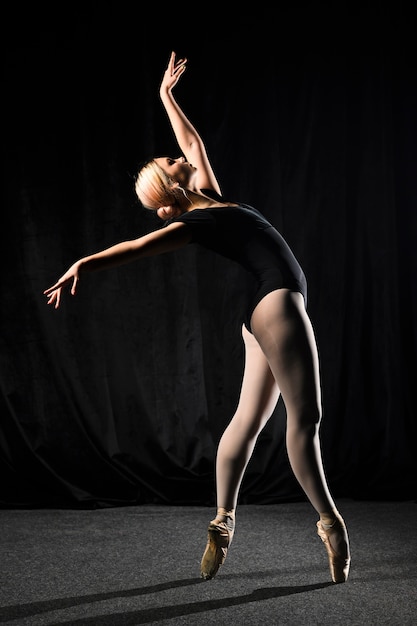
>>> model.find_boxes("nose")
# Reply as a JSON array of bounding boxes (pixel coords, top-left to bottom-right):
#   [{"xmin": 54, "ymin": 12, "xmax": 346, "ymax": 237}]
[{"xmin": 178, "ymin": 156, "xmax": 186, "ymax": 163}]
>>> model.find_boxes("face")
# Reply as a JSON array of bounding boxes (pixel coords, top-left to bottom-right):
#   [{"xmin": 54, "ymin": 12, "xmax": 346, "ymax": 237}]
[{"xmin": 155, "ymin": 156, "xmax": 196, "ymax": 187}]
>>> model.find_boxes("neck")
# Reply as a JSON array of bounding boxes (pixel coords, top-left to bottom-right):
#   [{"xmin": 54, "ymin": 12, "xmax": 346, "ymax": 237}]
[{"xmin": 181, "ymin": 189, "xmax": 227, "ymax": 212}]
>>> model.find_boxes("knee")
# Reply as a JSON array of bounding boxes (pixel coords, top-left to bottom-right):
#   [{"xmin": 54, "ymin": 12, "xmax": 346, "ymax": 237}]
[
  {"xmin": 224, "ymin": 411, "xmax": 267, "ymax": 442},
  {"xmin": 287, "ymin": 405, "xmax": 322, "ymax": 432}
]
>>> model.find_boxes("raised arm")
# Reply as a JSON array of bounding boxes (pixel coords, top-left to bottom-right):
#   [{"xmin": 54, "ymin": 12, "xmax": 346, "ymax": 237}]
[
  {"xmin": 43, "ymin": 222, "xmax": 191, "ymax": 309},
  {"xmin": 160, "ymin": 51, "xmax": 221, "ymax": 196}
]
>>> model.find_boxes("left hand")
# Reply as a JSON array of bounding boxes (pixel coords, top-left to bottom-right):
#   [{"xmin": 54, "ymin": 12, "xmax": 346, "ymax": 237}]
[{"xmin": 160, "ymin": 51, "xmax": 187, "ymax": 95}]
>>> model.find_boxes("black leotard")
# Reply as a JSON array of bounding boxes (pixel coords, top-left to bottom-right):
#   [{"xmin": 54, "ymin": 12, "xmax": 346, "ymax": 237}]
[{"xmin": 172, "ymin": 202, "xmax": 307, "ymax": 332}]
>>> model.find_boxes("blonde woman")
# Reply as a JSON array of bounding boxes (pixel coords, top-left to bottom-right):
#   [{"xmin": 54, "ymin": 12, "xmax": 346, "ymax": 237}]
[{"xmin": 45, "ymin": 51, "xmax": 350, "ymax": 583}]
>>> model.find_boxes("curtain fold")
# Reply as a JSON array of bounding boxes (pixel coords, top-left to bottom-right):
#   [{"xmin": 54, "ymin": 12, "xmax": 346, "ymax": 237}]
[{"xmin": 2, "ymin": 11, "xmax": 416, "ymax": 507}]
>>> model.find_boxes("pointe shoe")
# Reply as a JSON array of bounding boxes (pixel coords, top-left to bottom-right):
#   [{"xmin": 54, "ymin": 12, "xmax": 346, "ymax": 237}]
[
  {"xmin": 200, "ymin": 510, "xmax": 235, "ymax": 580},
  {"xmin": 317, "ymin": 514, "xmax": 351, "ymax": 583}
]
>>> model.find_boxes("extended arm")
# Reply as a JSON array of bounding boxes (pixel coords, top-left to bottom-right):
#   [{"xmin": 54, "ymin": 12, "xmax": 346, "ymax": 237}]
[
  {"xmin": 43, "ymin": 222, "xmax": 191, "ymax": 309},
  {"xmin": 160, "ymin": 51, "xmax": 221, "ymax": 196}
]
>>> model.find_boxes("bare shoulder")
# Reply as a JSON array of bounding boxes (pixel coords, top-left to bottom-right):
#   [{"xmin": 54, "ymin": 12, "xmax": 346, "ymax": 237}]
[
  {"xmin": 138, "ymin": 221, "xmax": 192, "ymax": 256},
  {"xmin": 162, "ymin": 221, "xmax": 192, "ymax": 241}
]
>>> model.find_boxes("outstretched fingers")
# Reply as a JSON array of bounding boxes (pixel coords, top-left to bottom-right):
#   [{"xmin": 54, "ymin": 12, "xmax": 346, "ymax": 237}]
[
  {"xmin": 165, "ymin": 51, "xmax": 187, "ymax": 81},
  {"xmin": 46, "ymin": 288, "xmax": 62, "ymax": 309},
  {"xmin": 43, "ymin": 275, "xmax": 79, "ymax": 309}
]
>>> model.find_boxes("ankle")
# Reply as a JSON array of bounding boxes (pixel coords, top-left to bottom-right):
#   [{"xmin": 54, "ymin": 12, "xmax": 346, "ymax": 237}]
[
  {"xmin": 319, "ymin": 512, "xmax": 335, "ymax": 526},
  {"xmin": 216, "ymin": 507, "xmax": 235, "ymax": 520},
  {"xmin": 212, "ymin": 508, "xmax": 235, "ymax": 532},
  {"xmin": 319, "ymin": 509, "xmax": 344, "ymax": 529}
]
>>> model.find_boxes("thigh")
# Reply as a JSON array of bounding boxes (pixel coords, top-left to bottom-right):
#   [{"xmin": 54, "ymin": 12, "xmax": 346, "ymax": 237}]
[
  {"xmin": 250, "ymin": 289, "xmax": 322, "ymax": 417},
  {"xmin": 234, "ymin": 325, "xmax": 281, "ymax": 428}
]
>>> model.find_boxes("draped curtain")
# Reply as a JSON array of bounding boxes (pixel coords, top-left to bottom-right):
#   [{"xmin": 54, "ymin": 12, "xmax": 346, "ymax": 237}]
[{"xmin": 2, "ymin": 5, "xmax": 416, "ymax": 507}]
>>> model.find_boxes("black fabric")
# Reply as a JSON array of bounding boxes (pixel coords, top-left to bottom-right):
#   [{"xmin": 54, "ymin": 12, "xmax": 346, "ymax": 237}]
[
  {"xmin": 172, "ymin": 204, "xmax": 307, "ymax": 330},
  {"xmin": 1, "ymin": 7, "xmax": 416, "ymax": 507}
]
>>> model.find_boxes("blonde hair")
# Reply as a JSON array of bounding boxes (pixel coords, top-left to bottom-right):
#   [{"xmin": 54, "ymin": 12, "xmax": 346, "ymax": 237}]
[{"xmin": 135, "ymin": 160, "xmax": 179, "ymax": 211}]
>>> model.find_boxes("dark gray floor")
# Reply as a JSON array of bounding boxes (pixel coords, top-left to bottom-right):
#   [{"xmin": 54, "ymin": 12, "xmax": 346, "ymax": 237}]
[{"xmin": 1, "ymin": 499, "xmax": 416, "ymax": 625}]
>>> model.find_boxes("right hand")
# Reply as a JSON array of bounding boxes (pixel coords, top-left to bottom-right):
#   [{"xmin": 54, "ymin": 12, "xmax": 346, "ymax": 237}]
[
  {"xmin": 43, "ymin": 261, "xmax": 81, "ymax": 309},
  {"xmin": 160, "ymin": 51, "xmax": 187, "ymax": 95}
]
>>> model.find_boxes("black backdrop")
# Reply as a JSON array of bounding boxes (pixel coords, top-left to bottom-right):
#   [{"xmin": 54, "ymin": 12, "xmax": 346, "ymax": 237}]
[{"xmin": 2, "ymin": 4, "xmax": 416, "ymax": 508}]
